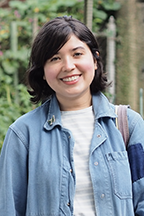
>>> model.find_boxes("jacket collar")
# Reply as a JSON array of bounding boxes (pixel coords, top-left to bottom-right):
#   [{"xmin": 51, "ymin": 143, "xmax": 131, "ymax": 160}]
[
  {"xmin": 44, "ymin": 92, "xmax": 117, "ymax": 131},
  {"xmin": 92, "ymin": 91, "xmax": 116, "ymax": 119}
]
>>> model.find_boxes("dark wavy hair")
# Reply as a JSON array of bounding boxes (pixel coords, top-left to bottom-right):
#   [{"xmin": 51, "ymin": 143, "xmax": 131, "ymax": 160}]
[{"xmin": 26, "ymin": 16, "xmax": 108, "ymax": 103}]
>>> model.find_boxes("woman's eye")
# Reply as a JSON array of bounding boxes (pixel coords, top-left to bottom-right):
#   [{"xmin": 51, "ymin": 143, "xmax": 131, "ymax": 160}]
[
  {"xmin": 50, "ymin": 56, "xmax": 60, "ymax": 62},
  {"xmin": 74, "ymin": 52, "xmax": 82, "ymax": 57}
]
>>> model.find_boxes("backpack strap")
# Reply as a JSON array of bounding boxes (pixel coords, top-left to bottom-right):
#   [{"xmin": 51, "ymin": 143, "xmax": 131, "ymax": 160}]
[{"xmin": 115, "ymin": 105, "xmax": 130, "ymax": 149}]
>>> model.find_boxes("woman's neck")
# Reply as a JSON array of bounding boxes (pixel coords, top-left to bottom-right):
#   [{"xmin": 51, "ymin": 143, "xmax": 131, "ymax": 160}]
[{"xmin": 56, "ymin": 92, "xmax": 92, "ymax": 111}]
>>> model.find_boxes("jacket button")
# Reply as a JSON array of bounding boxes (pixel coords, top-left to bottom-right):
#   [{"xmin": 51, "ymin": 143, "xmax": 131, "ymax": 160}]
[
  {"xmin": 101, "ymin": 194, "xmax": 105, "ymax": 199},
  {"xmin": 97, "ymin": 134, "xmax": 101, "ymax": 138},
  {"xmin": 70, "ymin": 169, "xmax": 73, "ymax": 173},
  {"xmin": 94, "ymin": 162, "xmax": 98, "ymax": 166},
  {"xmin": 67, "ymin": 202, "xmax": 70, "ymax": 206}
]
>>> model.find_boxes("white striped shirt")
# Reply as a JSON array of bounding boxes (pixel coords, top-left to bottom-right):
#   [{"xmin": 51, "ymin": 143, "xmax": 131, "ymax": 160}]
[{"xmin": 61, "ymin": 106, "xmax": 96, "ymax": 216}]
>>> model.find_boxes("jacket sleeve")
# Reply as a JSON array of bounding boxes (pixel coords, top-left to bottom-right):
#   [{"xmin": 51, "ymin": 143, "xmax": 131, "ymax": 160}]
[
  {"xmin": 127, "ymin": 109, "xmax": 144, "ymax": 216},
  {"xmin": 0, "ymin": 127, "xmax": 28, "ymax": 216}
]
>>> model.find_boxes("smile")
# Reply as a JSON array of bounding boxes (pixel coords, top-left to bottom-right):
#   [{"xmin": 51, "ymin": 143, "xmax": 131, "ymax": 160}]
[{"xmin": 62, "ymin": 75, "xmax": 80, "ymax": 82}]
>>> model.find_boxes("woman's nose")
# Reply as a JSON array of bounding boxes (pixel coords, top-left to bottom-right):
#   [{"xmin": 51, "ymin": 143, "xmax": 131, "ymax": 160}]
[{"xmin": 62, "ymin": 57, "xmax": 75, "ymax": 72}]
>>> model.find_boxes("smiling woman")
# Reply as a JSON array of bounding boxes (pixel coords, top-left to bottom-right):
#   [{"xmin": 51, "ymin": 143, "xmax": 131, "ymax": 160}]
[
  {"xmin": 0, "ymin": 16, "xmax": 144, "ymax": 216},
  {"xmin": 27, "ymin": 16, "xmax": 108, "ymax": 104},
  {"xmin": 43, "ymin": 34, "xmax": 97, "ymax": 110}
]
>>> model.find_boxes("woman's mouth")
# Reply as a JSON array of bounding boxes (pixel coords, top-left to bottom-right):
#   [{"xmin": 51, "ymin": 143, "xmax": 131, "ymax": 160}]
[{"xmin": 61, "ymin": 75, "xmax": 80, "ymax": 82}]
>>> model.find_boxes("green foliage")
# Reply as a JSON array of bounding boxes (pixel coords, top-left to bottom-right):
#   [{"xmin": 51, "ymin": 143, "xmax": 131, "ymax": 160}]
[
  {"xmin": 93, "ymin": 0, "xmax": 121, "ymax": 31},
  {"xmin": 0, "ymin": 85, "xmax": 34, "ymax": 150},
  {"xmin": 0, "ymin": 0, "xmax": 120, "ymax": 151}
]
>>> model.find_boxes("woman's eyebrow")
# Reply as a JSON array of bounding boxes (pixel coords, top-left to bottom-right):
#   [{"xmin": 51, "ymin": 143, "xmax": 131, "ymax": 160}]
[
  {"xmin": 72, "ymin": 46, "xmax": 85, "ymax": 51},
  {"xmin": 56, "ymin": 46, "xmax": 85, "ymax": 54}
]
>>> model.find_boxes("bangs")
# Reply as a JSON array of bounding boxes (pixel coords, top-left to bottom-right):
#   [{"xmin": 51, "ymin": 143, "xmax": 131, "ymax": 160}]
[{"xmin": 43, "ymin": 23, "xmax": 73, "ymax": 64}]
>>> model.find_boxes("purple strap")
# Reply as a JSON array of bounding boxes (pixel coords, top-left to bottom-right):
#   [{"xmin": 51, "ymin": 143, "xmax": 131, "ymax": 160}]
[{"xmin": 116, "ymin": 105, "xmax": 130, "ymax": 148}]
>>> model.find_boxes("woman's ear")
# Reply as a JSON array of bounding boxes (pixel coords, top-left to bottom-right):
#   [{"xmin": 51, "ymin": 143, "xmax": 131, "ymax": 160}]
[
  {"xmin": 94, "ymin": 59, "xmax": 97, "ymax": 70},
  {"xmin": 94, "ymin": 51, "xmax": 99, "ymax": 70},
  {"xmin": 96, "ymin": 51, "xmax": 99, "ymax": 57},
  {"xmin": 43, "ymin": 74, "xmax": 46, "ymax": 80}
]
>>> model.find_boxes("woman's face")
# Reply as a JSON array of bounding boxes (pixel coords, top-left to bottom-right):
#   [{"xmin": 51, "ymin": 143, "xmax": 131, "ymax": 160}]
[{"xmin": 44, "ymin": 34, "xmax": 97, "ymax": 109}]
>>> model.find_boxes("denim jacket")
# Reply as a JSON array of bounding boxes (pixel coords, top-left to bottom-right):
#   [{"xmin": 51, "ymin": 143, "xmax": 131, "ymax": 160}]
[{"xmin": 0, "ymin": 92, "xmax": 144, "ymax": 216}]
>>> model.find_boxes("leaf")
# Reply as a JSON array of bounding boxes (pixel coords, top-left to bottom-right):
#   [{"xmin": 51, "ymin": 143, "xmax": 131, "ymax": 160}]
[
  {"xmin": 3, "ymin": 75, "xmax": 13, "ymax": 84},
  {"xmin": 0, "ymin": 8, "xmax": 11, "ymax": 18},
  {"xmin": 2, "ymin": 60, "xmax": 19, "ymax": 74},
  {"xmin": 9, "ymin": 1, "xmax": 29, "ymax": 10},
  {"xmin": 102, "ymin": 2, "xmax": 121, "ymax": 11},
  {"xmin": 93, "ymin": 9, "xmax": 107, "ymax": 20}
]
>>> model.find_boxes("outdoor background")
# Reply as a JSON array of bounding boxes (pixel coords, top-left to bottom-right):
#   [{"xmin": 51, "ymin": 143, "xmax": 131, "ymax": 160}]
[{"xmin": 0, "ymin": 0, "xmax": 144, "ymax": 150}]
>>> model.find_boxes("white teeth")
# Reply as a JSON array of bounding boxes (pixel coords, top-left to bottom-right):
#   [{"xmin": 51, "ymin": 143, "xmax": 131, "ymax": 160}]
[{"xmin": 62, "ymin": 76, "xmax": 79, "ymax": 82}]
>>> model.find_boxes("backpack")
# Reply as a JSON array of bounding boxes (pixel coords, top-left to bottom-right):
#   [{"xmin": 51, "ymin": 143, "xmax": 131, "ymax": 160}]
[{"xmin": 115, "ymin": 105, "xmax": 130, "ymax": 149}]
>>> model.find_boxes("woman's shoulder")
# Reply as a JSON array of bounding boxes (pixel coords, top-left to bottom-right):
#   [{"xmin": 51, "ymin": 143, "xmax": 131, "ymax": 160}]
[
  {"xmin": 126, "ymin": 106, "xmax": 143, "ymax": 125},
  {"xmin": 2, "ymin": 98, "xmax": 52, "ymax": 151},
  {"xmin": 126, "ymin": 106, "xmax": 144, "ymax": 136},
  {"xmin": 110, "ymin": 103, "xmax": 143, "ymax": 133},
  {"xmin": 110, "ymin": 103, "xmax": 142, "ymax": 121}
]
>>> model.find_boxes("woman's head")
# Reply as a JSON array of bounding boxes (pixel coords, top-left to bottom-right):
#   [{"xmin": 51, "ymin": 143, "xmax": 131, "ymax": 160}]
[{"xmin": 27, "ymin": 16, "xmax": 108, "ymax": 103}]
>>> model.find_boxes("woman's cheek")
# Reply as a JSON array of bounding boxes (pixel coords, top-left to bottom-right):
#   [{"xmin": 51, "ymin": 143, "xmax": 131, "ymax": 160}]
[{"xmin": 44, "ymin": 67, "xmax": 57, "ymax": 82}]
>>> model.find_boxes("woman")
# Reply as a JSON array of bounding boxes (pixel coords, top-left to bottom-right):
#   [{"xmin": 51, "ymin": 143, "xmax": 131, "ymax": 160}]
[{"xmin": 0, "ymin": 16, "xmax": 144, "ymax": 216}]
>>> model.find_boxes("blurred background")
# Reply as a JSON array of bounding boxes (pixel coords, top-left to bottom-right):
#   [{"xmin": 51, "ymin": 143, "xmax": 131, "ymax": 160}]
[{"xmin": 0, "ymin": 0, "xmax": 144, "ymax": 148}]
